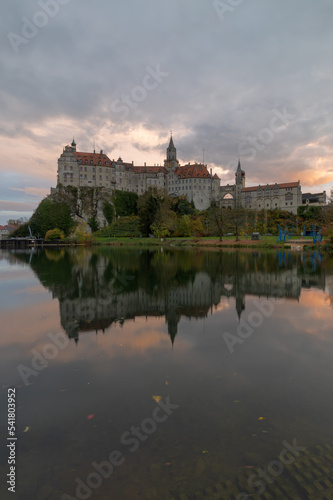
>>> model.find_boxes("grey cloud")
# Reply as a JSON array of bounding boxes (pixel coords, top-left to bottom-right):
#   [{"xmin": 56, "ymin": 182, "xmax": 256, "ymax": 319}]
[{"xmin": 1, "ymin": 0, "xmax": 333, "ymax": 191}]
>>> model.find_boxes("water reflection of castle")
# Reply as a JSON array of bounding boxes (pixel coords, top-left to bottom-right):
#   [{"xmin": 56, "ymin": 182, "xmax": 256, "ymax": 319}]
[
  {"xmin": 55, "ymin": 251, "xmax": 326, "ymax": 344},
  {"xmin": 6, "ymin": 248, "xmax": 328, "ymax": 344}
]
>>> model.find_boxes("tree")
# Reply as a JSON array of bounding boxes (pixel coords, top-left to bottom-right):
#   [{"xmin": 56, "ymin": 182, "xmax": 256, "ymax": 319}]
[
  {"xmin": 12, "ymin": 199, "xmax": 74, "ymax": 238},
  {"xmin": 113, "ymin": 190, "xmax": 138, "ymax": 217},
  {"xmin": 88, "ymin": 216, "xmax": 99, "ymax": 232},
  {"xmin": 208, "ymin": 206, "xmax": 228, "ymax": 241},
  {"xmin": 103, "ymin": 202, "xmax": 114, "ymax": 225},
  {"xmin": 151, "ymin": 197, "xmax": 177, "ymax": 237},
  {"xmin": 172, "ymin": 197, "xmax": 195, "ymax": 216},
  {"xmin": 225, "ymin": 208, "xmax": 249, "ymax": 241},
  {"xmin": 6, "ymin": 217, "xmax": 27, "ymax": 227},
  {"xmin": 137, "ymin": 187, "xmax": 167, "ymax": 236},
  {"xmin": 45, "ymin": 228, "xmax": 65, "ymax": 241},
  {"xmin": 177, "ymin": 215, "xmax": 192, "ymax": 236}
]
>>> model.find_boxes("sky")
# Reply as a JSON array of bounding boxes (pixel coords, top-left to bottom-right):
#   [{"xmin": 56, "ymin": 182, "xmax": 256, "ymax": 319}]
[{"xmin": 1, "ymin": 0, "xmax": 333, "ymax": 224}]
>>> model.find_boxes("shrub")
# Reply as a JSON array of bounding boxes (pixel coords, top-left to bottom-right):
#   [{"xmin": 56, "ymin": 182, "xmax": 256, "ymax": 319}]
[{"xmin": 45, "ymin": 228, "xmax": 65, "ymax": 241}]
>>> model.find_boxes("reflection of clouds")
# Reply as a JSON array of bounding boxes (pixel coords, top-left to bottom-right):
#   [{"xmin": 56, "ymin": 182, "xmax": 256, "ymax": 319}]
[
  {"xmin": 213, "ymin": 298, "xmax": 231, "ymax": 312},
  {"xmin": 78, "ymin": 317, "xmax": 190, "ymax": 362},
  {"xmin": 265, "ymin": 289, "xmax": 333, "ymax": 344},
  {"xmin": 13, "ymin": 285, "xmax": 45, "ymax": 295}
]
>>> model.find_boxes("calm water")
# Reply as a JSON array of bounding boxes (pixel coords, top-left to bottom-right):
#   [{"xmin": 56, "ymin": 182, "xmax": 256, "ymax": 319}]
[{"xmin": 0, "ymin": 247, "xmax": 333, "ymax": 500}]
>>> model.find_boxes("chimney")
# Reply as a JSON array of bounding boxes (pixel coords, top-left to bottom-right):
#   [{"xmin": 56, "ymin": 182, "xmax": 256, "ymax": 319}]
[
  {"xmin": 100, "ymin": 150, "xmax": 103, "ymax": 155},
  {"xmin": 144, "ymin": 162, "xmax": 146, "ymax": 166}
]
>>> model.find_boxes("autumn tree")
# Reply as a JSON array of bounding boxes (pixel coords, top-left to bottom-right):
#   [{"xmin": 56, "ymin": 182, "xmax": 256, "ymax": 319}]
[
  {"xmin": 225, "ymin": 208, "xmax": 249, "ymax": 241},
  {"xmin": 137, "ymin": 187, "xmax": 167, "ymax": 236}
]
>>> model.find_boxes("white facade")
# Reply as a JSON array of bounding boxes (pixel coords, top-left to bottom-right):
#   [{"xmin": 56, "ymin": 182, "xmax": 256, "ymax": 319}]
[{"xmin": 57, "ymin": 137, "xmax": 220, "ymax": 210}]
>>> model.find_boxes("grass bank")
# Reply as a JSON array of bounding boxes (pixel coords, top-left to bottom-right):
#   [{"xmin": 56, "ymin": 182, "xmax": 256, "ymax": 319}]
[{"xmin": 95, "ymin": 235, "xmax": 325, "ymax": 250}]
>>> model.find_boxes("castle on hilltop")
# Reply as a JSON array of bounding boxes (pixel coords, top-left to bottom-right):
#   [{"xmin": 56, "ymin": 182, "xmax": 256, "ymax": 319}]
[{"xmin": 56, "ymin": 137, "xmax": 326, "ymax": 214}]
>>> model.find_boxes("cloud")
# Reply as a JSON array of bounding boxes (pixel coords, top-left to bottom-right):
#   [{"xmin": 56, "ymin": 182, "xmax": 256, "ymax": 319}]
[{"xmin": 0, "ymin": 0, "xmax": 333, "ymax": 212}]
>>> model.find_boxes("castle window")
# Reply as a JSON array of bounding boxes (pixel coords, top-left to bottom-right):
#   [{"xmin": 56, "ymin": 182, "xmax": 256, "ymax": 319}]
[
  {"xmin": 70, "ymin": 166, "xmax": 73, "ymax": 171},
  {"xmin": 93, "ymin": 175, "xmax": 95, "ymax": 180},
  {"xmin": 93, "ymin": 167, "xmax": 95, "ymax": 172},
  {"xmin": 99, "ymin": 175, "xmax": 102, "ymax": 180},
  {"xmin": 84, "ymin": 175, "xmax": 87, "ymax": 179},
  {"xmin": 90, "ymin": 160, "xmax": 93, "ymax": 164},
  {"xmin": 80, "ymin": 166, "xmax": 82, "ymax": 171},
  {"xmin": 99, "ymin": 168, "xmax": 102, "ymax": 172},
  {"xmin": 64, "ymin": 165, "xmax": 67, "ymax": 170},
  {"xmin": 84, "ymin": 167, "xmax": 87, "ymax": 172},
  {"xmin": 85, "ymin": 160, "xmax": 88, "ymax": 163}
]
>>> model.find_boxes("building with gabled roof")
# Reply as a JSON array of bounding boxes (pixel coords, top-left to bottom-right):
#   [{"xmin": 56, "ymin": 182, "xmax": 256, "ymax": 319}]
[
  {"xmin": 57, "ymin": 136, "xmax": 220, "ymax": 210},
  {"xmin": 56, "ymin": 136, "xmax": 325, "ymax": 213}
]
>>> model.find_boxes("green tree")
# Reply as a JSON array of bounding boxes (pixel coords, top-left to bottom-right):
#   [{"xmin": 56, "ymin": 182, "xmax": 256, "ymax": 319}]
[
  {"xmin": 177, "ymin": 215, "xmax": 192, "ymax": 236},
  {"xmin": 137, "ymin": 187, "xmax": 166, "ymax": 236},
  {"xmin": 12, "ymin": 199, "xmax": 74, "ymax": 238},
  {"xmin": 151, "ymin": 197, "xmax": 177, "ymax": 237},
  {"xmin": 225, "ymin": 208, "xmax": 249, "ymax": 241},
  {"xmin": 113, "ymin": 190, "xmax": 138, "ymax": 217},
  {"xmin": 103, "ymin": 202, "xmax": 114, "ymax": 225},
  {"xmin": 88, "ymin": 216, "xmax": 99, "ymax": 232}
]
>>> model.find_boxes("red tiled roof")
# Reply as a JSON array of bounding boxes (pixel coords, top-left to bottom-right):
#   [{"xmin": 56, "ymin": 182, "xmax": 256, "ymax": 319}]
[
  {"xmin": 176, "ymin": 164, "xmax": 212, "ymax": 179},
  {"xmin": 242, "ymin": 181, "xmax": 299, "ymax": 192},
  {"xmin": 74, "ymin": 152, "xmax": 112, "ymax": 166}
]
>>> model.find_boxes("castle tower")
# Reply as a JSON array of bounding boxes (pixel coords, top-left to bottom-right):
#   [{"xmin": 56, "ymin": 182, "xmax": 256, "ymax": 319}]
[
  {"xmin": 235, "ymin": 160, "xmax": 245, "ymax": 207},
  {"xmin": 164, "ymin": 135, "xmax": 179, "ymax": 171}
]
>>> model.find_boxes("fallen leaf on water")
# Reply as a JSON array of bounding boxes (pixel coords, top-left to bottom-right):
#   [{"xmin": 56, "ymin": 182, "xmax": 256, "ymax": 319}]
[
  {"xmin": 202, "ymin": 450, "xmax": 208, "ymax": 454},
  {"xmin": 258, "ymin": 417, "xmax": 266, "ymax": 421},
  {"xmin": 165, "ymin": 381, "xmax": 169, "ymax": 386},
  {"xmin": 233, "ymin": 400, "xmax": 240, "ymax": 403},
  {"xmin": 152, "ymin": 395, "xmax": 162, "ymax": 403},
  {"xmin": 244, "ymin": 466, "xmax": 254, "ymax": 469},
  {"xmin": 87, "ymin": 414, "xmax": 95, "ymax": 420},
  {"xmin": 165, "ymin": 462, "xmax": 172, "ymax": 466},
  {"xmin": 23, "ymin": 426, "xmax": 31, "ymax": 433}
]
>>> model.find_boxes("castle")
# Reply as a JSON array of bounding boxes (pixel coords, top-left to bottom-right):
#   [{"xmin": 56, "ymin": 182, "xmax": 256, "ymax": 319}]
[{"xmin": 57, "ymin": 136, "xmax": 326, "ymax": 214}]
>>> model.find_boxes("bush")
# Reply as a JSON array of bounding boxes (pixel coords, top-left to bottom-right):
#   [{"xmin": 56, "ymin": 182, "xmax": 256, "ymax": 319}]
[
  {"xmin": 96, "ymin": 216, "xmax": 141, "ymax": 237},
  {"xmin": 45, "ymin": 228, "xmax": 65, "ymax": 241},
  {"xmin": 88, "ymin": 216, "xmax": 99, "ymax": 232},
  {"xmin": 103, "ymin": 202, "xmax": 114, "ymax": 225},
  {"xmin": 68, "ymin": 223, "xmax": 92, "ymax": 243}
]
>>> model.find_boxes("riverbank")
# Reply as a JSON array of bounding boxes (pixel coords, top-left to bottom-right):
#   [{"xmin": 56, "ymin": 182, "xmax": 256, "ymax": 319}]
[{"xmin": 94, "ymin": 236, "xmax": 326, "ymax": 250}]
